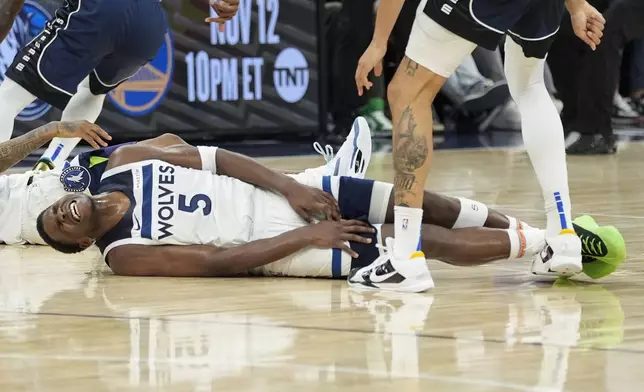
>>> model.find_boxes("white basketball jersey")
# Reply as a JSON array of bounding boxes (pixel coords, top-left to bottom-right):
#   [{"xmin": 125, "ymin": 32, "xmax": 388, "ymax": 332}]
[
  {"xmin": 0, "ymin": 172, "xmax": 30, "ymax": 244},
  {"xmin": 97, "ymin": 160, "xmax": 258, "ymax": 257},
  {"xmin": 0, "ymin": 171, "xmax": 71, "ymax": 244}
]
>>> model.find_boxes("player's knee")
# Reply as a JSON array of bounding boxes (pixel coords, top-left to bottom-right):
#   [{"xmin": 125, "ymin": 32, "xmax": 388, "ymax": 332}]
[
  {"xmin": 386, "ymin": 76, "xmax": 405, "ymax": 108},
  {"xmin": 156, "ymin": 133, "xmax": 185, "ymax": 147}
]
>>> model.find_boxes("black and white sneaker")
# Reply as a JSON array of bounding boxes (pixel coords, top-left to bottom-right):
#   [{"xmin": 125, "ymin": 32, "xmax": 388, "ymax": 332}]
[{"xmin": 348, "ymin": 238, "xmax": 434, "ymax": 293}]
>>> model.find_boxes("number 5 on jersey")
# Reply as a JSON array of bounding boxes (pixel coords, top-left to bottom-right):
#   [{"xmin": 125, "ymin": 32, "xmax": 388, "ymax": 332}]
[{"xmin": 178, "ymin": 194, "xmax": 212, "ymax": 215}]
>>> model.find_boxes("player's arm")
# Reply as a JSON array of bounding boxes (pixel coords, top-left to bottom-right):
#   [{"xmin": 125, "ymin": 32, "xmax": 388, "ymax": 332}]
[
  {"xmin": 108, "ymin": 144, "xmax": 340, "ymax": 221},
  {"xmin": 355, "ymin": 0, "xmax": 405, "ymax": 94},
  {"xmin": 106, "ymin": 220, "xmax": 374, "ymax": 277},
  {"xmin": 0, "ymin": 121, "xmax": 110, "ymax": 173},
  {"xmin": 372, "ymin": 0, "xmax": 405, "ymax": 46},
  {"xmin": 0, "ymin": 0, "xmax": 24, "ymax": 42}
]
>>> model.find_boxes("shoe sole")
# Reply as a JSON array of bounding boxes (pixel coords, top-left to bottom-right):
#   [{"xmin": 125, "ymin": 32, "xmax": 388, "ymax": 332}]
[
  {"xmin": 460, "ymin": 83, "xmax": 510, "ymax": 113},
  {"xmin": 352, "ymin": 117, "xmax": 372, "ymax": 179},
  {"xmin": 348, "ymin": 278, "xmax": 434, "ymax": 293},
  {"xmin": 549, "ymin": 254, "xmax": 583, "ymax": 277}
]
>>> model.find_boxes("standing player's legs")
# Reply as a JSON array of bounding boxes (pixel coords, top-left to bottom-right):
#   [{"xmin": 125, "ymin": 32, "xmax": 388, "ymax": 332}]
[
  {"xmin": 504, "ymin": 1, "xmax": 581, "ymax": 275},
  {"xmin": 387, "ymin": 13, "xmax": 475, "ymax": 265},
  {"xmin": 39, "ymin": 0, "xmax": 167, "ymax": 168},
  {"xmin": 0, "ymin": 78, "xmax": 37, "ymax": 142},
  {"xmin": 40, "ymin": 76, "xmax": 107, "ymax": 167},
  {"xmin": 3, "ymin": 0, "xmax": 115, "ymax": 168}
]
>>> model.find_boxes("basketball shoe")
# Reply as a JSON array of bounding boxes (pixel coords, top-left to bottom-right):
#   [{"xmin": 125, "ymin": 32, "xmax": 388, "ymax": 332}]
[
  {"xmin": 531, "ymin": 216, "xmax": 625, "ymax": 277},
  {"xmin": 348, "ymin": 238, "xmax": 434, "ymax": 293},
  {"xmin": 32, "ymin": 157, "xmax": 55, "ymax": 172},
  {"xmin": 313, "ymin": 116, "xmax": 371, "ymax": 179}
]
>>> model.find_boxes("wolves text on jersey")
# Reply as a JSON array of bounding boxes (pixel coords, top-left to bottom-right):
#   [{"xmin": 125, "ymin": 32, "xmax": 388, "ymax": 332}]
[{"xmin": 154, "ymin": 165, "xmax": 213, "ymax": 240}]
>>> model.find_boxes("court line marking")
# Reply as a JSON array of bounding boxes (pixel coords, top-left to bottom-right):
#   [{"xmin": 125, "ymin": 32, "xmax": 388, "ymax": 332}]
[
  {"xmin": 0, "ymin": 352, "xmax": 558, "ymax": 391},
  {"xmin": 1, "ymin": 309, "xmax": 642, "ymax": 356}
]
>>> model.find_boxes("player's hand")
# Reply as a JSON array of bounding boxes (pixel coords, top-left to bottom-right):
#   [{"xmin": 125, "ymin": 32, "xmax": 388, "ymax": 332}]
[
  {"xmin": 54, "ymin": 121, "xmax": 112, "ymax": 149},
  {"xmin": 569, "ymin": 1, "xmax": 605, "ymax": 50},
  {"xmin": 205, "ymin": 0, "xmax": 240, "ymax": 32},
  {"xmin": 283, "ymin": 182, "xmax": 341, "ymax": 223},
  {"xmin": 306, "ymin": 220, "xmax": 375, "ymax": 258},
  {"xmin": 355, "ymin": 41, "xmax": 387, "ymax": 97}
]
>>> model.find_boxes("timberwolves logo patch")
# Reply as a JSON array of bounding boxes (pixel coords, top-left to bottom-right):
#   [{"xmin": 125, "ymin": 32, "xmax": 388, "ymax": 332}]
[
  {"xmin": 0, "ymin": 1, "xmax": 53, "ymax": 121},
  {"xmin": 107, "ymin": 31, "xmax": 174, "ymax": 116},
  {"xmin": 273, "ymin": 48, "xmax": 309, "ymax": 103},
  {"xmin": 60, "ymin": 166, "xmax": 91, "ymax": 193}
]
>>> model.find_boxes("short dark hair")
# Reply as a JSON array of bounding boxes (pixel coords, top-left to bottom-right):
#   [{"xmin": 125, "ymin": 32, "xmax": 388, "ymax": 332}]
[{"xmin": 36, "ymin": 209, "xmax": 85, "ymax": 254}]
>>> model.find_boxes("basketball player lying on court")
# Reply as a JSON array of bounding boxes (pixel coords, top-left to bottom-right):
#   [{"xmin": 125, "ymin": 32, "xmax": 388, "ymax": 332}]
[
  {"xmin": 0, "ymin": 118, "xmax": 355, "ymax": 245},
  {"xmin": 35, "ymin": 120, "xmax": 625, "ymax": 292}
]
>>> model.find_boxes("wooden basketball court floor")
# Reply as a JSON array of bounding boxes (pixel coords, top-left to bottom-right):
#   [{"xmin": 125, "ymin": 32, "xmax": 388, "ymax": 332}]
[{"xmin": 2, "ymin": 143, "xmax": 644, "ymax": 392}]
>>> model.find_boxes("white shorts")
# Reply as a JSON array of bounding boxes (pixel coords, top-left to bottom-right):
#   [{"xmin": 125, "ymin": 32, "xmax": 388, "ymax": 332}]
[
  {"xmin": 249, "ymin": 171, "xmax": 391, "ymax": 278},
  {"xmin": 405, "ymin": 0, "xmax": 476, "ymax": 78}
]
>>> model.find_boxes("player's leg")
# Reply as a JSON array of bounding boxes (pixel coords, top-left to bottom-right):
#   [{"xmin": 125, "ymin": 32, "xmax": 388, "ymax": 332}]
[
  {"xmin": 379, "ymin": 224, "xmax": 542, "ymax": 266},
  {"xmin": 39, "ymin": 76, "xmax": 108, "ymax": 167},
  {"xmin": 0, "ymin": 78, "xmax": 37, "ymax": 141},
  {"xmin": 504, "ymin": 3, "xmax": 581, "ymax": 276},
  {"xmin": 39, "ymin": 0, "xmax": 167, "ymax": 168},
  {"xmin": 387, "ymin": 24, "xmax": 475, "ymax": 262},
  {"xmin": 5, "ymin": 0, "xmax": 116, "ymax": 169}
]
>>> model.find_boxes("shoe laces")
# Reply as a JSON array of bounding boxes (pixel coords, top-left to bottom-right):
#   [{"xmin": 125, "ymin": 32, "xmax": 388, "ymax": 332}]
[
  {"xmin": 313, "ymin": 142, "xmax": 335, "ymax": 164},
  {"xmin": 578, "ymin": 231, "xmax": 606, "ymax": 258}
]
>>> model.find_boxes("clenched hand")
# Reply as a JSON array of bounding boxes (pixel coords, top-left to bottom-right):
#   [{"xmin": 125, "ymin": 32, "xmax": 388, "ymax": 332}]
[{"xmin": 569, "ymin": 2, "xmax": 605, "ymax": 50}]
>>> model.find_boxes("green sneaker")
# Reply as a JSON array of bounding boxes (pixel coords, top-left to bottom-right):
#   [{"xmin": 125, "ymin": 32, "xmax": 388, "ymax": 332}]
[
  {"xmin": 572, "ymin": 215, "xmax": 626, "ymax": 279},
  {"xmin": 32, "ymin": 157, "xmax": 55, "ymax": 172},
  {"xmin": 359, "ymin": 98, "xmax": 392, "ymax": 136}
]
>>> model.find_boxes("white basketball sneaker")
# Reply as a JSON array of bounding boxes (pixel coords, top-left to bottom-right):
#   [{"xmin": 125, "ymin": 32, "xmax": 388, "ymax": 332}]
[
  {"xmin": 313, "ymin": 116, "xmax": 372, "ymax": 179},
  {"xmin": 348, "ymin": 238, "xmax": 434, "ymax": 293},
  {"xmin": 531, "ymin": 231, "xmax": 582, "ymax": 277}
]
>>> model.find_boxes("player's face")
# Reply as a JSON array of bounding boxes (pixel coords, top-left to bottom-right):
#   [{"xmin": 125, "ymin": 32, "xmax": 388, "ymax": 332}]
[{"xmin": 41, "ymin": 194, "xmax": 97, "ymax": 245}]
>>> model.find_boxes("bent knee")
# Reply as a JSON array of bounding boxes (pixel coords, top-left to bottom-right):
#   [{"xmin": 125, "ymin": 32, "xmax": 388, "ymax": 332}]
[{"xmin": 154, "ymin": 133, "xmax": 186, "ymax": 148}]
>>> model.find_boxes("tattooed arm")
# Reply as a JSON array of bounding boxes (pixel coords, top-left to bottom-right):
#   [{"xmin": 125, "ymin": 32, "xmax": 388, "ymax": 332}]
[
  {"xmin": 0, "ymin": 0, "xmax": 24, "ymax": 41},
  {"xmin": 0, "ymin": 121, "xmax": 111, "ymax": 173}
]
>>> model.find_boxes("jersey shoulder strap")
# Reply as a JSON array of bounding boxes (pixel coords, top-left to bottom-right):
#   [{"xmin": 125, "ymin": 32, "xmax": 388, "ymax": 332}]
[{"xmin": 95, "ymin": 160, "xmax": 165, "ymax": 263}]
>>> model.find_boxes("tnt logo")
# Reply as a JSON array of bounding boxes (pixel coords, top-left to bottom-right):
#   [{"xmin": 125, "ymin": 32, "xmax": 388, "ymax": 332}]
[{"xmin": 273, "ymin": 48, "xmax": 309, "ymax": 103}]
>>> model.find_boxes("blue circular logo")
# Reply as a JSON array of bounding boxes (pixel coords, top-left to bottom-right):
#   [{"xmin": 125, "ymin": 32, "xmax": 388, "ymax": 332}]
[
  {"xmin": 60, "ymin": 166, "xmax": 91, "ymax": 193},
  {"xmin": 0, "ymin": 1, "xmax": 53, "ymax": 121},
  {"xmin": 107, "ymin": 31, "xmax": 174, "ymax": 116}
]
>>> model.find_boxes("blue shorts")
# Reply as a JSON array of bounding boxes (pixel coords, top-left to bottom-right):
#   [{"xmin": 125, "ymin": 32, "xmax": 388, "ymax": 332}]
[
  {"xmin": 320, "ymin": 176, "xmax": 393, "ymax": 275},
  {"xmin": 424, "ymin": 0, "xmax": 566, "ymax": 58},
  {"xmin": 6, "ymin": 0, "xmax": 167, "ymax": 110}
]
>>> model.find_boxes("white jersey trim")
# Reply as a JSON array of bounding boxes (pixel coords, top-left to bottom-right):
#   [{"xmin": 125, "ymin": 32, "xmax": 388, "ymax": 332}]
[
  {"xmin": 507, "ymin": 27, "xmax": 560, "ymax": 41},
  {"xmin": 101, "ymin": 160, "xmax": 159, "ymax": 181},
  {"xmin": 36, "ymin": 0, "xmax": 82, "ymax": 97},
  {"xmin": 102, "ymin": 237, "xmax": 160, "ymax": 257},
  {"xmin": 469, "ymin": 0, "xmax": 504, "ymax": 34}
]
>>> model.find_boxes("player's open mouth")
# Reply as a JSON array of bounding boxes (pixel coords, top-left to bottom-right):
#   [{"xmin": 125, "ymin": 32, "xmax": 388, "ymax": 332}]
[{"xmin": 69, "ymin": 200, "xmax": 81, "ymax": 223}]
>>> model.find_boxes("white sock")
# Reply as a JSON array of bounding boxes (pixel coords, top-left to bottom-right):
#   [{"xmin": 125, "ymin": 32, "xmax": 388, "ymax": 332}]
[
  {"xmin": 0, "ymin": 78, "xmax": 37, "ymax": 141},
  {"xmin": 393, "ymin": 206, "xmax": 423, "ymax": 259},
  {"xmin": 505, "ymin": 230, "xmax": 526, "ymax": 259},
  {"xmin": 504, "ymin": 39, "xmax": 573, "ymax": 238},
  {"xmin": 41, "ymin": 76, "xmax": 106, "ymax": 167}
]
